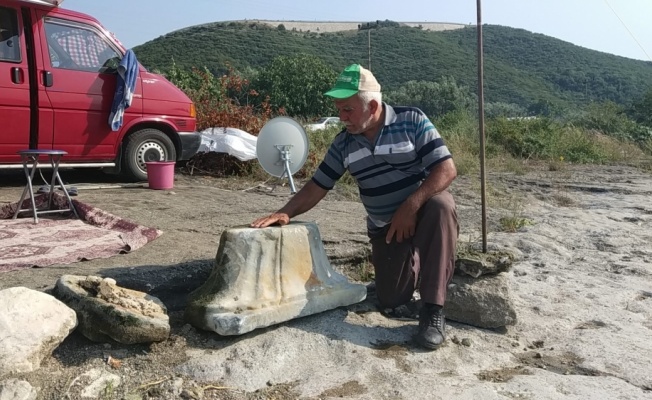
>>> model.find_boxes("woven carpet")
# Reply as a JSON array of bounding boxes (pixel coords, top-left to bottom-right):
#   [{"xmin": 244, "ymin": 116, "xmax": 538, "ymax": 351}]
[{"xmin": 0, "ymin": 193, "xmax": 162, "ymax": 273}]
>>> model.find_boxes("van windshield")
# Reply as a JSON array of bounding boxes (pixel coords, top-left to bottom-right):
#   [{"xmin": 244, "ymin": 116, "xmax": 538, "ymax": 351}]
[{"xmin": 44, "ymin": 18, "xmax": 121, "ymax": 73}]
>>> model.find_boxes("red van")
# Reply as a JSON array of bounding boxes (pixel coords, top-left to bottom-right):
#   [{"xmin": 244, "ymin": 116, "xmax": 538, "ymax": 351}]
[{"xmin": 0, "ymin": 0, "xmax": 200, "ymax": 181}]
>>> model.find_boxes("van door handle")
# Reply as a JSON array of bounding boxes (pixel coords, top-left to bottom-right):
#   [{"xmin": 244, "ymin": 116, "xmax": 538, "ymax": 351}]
[
  {"xmin": 43, "ymin": 71, "xmax": 53, "ymax": 87},
  {"xmin": 11, "ymin": 67, "xmax": 22, "ymax": 84}
]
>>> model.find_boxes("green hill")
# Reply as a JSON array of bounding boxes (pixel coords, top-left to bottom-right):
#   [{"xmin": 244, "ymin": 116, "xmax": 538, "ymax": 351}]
[{"xmin": 133, "ymin": 22, "xmax": 652, "ymax": 110}]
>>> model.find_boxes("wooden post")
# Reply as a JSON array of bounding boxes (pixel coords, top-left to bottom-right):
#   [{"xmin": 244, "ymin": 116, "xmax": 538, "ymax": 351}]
[{"xmin": 477, "ymin": 0, "xmax": 488, "ymax": 253}]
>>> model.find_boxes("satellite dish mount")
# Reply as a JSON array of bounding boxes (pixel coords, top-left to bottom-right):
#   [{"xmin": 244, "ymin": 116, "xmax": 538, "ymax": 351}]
[
  {"xmin": 256, "ymin": 117, "xmax": 309, "ymax": 195},
  {"xmin": 275, "ymin": 144, "xmax": 298, "ymax": 193}
]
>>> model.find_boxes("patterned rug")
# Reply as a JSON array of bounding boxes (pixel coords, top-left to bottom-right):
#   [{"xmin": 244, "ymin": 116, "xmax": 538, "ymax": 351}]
[{"xmin": 0, "ymin": 193, "xmax": 162, "ymax": 273}]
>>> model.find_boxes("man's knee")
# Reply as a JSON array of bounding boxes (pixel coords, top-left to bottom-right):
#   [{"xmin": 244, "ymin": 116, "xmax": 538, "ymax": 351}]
[{"xmin": 421, "ymin": 191, "xmax": 457, "ymax": 221}]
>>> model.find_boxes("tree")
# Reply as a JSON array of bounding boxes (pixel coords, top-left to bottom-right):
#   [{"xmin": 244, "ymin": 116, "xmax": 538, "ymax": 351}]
[
  {"xmin": 484, "ymin": 102, "xmax": 527, "ymax": 118},
  {"xmin": 629, "ymin": 87, "xmax": 652, "ymax": 127},
  {"xmin": 527, "ymin": 99, "xmax": 563, "ymax": 118},
  {"xmin": 164, "ymin": 60, "xmax": 221, "ymax": 100},
  {"xmin": 253, "ymin": 54, "xmax": 337, "ymax": 117},
  {"xmin": 165, "ymin": 63, "xmax": 274, "ymax": 133},
  {"xmin": 385, "ymin": 77, "xmax": 476, "ymax": 119}
]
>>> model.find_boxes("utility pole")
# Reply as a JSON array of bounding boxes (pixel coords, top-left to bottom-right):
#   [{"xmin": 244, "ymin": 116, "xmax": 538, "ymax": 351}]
[
  {"xmin": 368, "ymin": 29, "xmax": 371, "ymax": 71},
  {"xmin": 477, "ymin": 0, "xmax": 488, "ymax": 253}
]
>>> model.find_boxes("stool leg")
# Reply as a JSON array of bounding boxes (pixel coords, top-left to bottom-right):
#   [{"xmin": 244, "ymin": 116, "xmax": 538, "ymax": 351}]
[
  {"xmin": 19, "ymin": 156, "xmax": 38, "ymax": 224},
  {"xmin": 12, "ymin": 164, "xmax": 30, "ymax": 220},
  {"xmin": 28, "ymin": 156, "xmax": 40, "ymax": 223},
  {"xmin": 52, "ymin": 155, "xmax": 79, "ymax": 219},
  {"xmin": 47, "ymin": 155, "xmax": 58, "ymax": 210}
]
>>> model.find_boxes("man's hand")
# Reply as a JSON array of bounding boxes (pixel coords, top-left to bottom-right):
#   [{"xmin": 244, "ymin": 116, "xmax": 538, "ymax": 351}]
[
  {"xmin": 251, "ymin": 213, "xmax": 290, "ymax": 228},
  {"xmin": 249, "ymin": 181, "xmax": 329, "ymax": 229},
  {"xmin": 384, "ymin": 158, "xmax": 458, "ymax": 243},
  {"xmin": 385, "ymin": 199, "xmax": 419, "ymax": 244}
]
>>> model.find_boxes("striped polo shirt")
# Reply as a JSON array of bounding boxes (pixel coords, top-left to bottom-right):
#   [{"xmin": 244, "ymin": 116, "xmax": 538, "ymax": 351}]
[{"xmin": 312, "ymin": 103, "xmax": 452, "ymax": 233}]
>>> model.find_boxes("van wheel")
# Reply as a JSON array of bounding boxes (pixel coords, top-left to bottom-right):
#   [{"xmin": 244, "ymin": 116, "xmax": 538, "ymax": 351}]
[{"xmin": 122, "ymin": 129, "xmax": 176, "ymax": 182}]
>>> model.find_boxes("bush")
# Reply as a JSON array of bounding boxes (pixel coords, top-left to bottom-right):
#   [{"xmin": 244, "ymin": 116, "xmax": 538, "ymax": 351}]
[
  {"xmin": 568, "ymin": 101, "xmax": 652, "ymax": 144},
  {"xmin": 486, "ymin": 116, "xmax": 644, "ymax": 164},
  {"xmin": 166, "ymin": 64, "xmax": 276, "ymax": 133},
  {"xmin": 487, "ymin": 117, "xmax": 559, "ymax": 159},
  {"xmin": 169, "ymin": 60, "xmax": 652, "ymax": 180}
]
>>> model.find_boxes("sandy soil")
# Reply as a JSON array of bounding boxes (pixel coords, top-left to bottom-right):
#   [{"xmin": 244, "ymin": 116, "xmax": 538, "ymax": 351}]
[{"xmin": 1, "ymin": 163, "xmax": 651, "ymax": 399}]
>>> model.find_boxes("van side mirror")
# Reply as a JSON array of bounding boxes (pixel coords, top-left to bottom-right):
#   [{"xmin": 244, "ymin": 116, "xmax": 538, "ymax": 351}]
[{"xmin": 100, "ymin": 56, "xmax": 120, "ymax": 74}]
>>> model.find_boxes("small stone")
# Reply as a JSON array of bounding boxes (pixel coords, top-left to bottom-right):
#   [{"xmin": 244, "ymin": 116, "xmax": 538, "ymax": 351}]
[
  {"xmin": 181, "ymin": 389, "xmax": 201, "ymax": 399},
  {"xmin": 461, "ymin": 338, "xmax": 472, "ymax": 347},
  {"xmin": 451, "ymin": 336, "xmax": 461, "ymax": 345},
  {"xmin": 534, "ymin": 352, "xmax": 543, "ymax": 359},
  {"xmin": 445, "ymin": 273, "xmax": 517, "ymax": 329},
  {"xmin": 106, "ymin": 355, "xmax": 122, "ymax": 369},
  {"xmin": 172, "ymin": 378, "xmax": 184, "ymax": 396},
  {"xmin": 0, "ymin": 379, "xmax": 37, "ymax": 400},
  {"xmin": 103, "ymin": 278, "xmax": 117, "ymax": 285},
  {"xmin": 54, "ymin": 275, "xmax": 170, "ymax": 344},
  {"xmin": 0, "ymin": 288, "xmax": 77, "ymax": 377}
]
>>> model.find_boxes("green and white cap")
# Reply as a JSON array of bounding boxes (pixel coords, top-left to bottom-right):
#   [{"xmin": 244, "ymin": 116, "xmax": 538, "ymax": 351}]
[{"xmin": 324, "ymin": 64, "xmax": 381, "ymax": 99}]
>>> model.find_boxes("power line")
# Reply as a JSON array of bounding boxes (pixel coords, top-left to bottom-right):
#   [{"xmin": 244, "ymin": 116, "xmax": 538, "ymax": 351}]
[{"xmin": 603, "ymin": 0, "xmax": 651, "ymax": 62}]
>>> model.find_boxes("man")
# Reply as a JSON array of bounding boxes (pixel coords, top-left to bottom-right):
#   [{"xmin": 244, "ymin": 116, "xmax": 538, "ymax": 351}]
[{"xmin": 251, "ymin": 64, "xmax": 458, "ymax": 350}]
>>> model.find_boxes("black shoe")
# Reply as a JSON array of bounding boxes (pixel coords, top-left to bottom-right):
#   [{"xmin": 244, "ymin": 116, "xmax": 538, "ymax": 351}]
[{"xmin": 415, "ymin": 304, "xmax": 446, "ymax": 350}]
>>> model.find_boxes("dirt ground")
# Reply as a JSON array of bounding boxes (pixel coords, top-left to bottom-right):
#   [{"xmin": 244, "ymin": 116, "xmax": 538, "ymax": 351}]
[
  {"xmin": 1, "ymin": 161, "xmax": 651, "ymax": 399},
  {"xmin": 0, "ymin": 166, "xmax": 383, "ymax": 400}
]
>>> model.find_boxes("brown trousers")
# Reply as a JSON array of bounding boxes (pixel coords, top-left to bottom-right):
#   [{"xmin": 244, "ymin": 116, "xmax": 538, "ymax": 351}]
[{"xmin": 369, "ymin": 191, "xmax": 458, "ymax": 308}]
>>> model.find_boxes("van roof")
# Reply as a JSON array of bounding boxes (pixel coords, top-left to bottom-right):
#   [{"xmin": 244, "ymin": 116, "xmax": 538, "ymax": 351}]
[
  {"xmin": 18, "ymin": 0, "xmax": 64, "ymax": 6},
  {"xmin": 12, "ymin": 0, "xmax": 103, "ymax": 26}
]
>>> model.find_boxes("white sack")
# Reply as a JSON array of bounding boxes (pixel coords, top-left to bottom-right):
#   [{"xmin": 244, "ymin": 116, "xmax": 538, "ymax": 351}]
[{"xmin": 199, "ymin": 127, "xmax": 258, "ymax": 161}]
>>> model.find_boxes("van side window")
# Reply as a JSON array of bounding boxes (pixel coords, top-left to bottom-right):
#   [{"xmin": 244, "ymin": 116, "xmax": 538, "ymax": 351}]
[
  {"xmin": 44, "ymin": 19, "xmax": 120, "ymax": 73},
  {"xmin": 0, "ymin": 7, "xmax": 21, "ymax": 63}
]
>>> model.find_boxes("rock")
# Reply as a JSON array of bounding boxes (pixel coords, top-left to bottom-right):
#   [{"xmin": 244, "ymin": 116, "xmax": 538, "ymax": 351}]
[
  {"xmin": 455, "ymin": 248, "xmax": 515, "ymax": 278},
  {"xmin": 180, "ymin": 388, "xmax": 203, "ymax": 399},
  {"xmin": 0, "ymin": 287, "xmax": 77, "ymax": 377},
  {"xmin": 445, "ymin": 272, "xmax": 517, "ymax": 329},
  {"xmin": 161, "ymin": 378, "xmax": 184, "ymax": 398},
  {"xmin": 65, "ymin": 369, "xmax": 121, "ymax": 399},
  {"xmin": 54, "ymin": 275, "xmax": 170, "ymax": 344},
  {"xmin": 185, "ymin": 222, "xmax": 367, "ymax": 336},
  {"xmin": 0, "ymin": 379, "xmax": 37, "ymax": 400}
]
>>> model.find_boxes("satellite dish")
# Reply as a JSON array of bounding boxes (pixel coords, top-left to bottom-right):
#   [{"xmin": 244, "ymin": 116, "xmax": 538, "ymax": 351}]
[{"xmin": 256, "ymin": 116, "xmax": 309, "ymax": 194}]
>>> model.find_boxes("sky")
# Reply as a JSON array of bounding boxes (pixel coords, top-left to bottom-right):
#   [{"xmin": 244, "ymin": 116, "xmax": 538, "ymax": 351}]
[{"xmin": 62, "ymin": 0, "xmax": 652, "ymax": 62}]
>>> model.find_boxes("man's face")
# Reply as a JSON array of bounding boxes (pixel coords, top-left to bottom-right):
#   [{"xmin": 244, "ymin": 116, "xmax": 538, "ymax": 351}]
[{"xmin": 334, "ymin": 95, "xmax": 374, "ymax": 135}]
